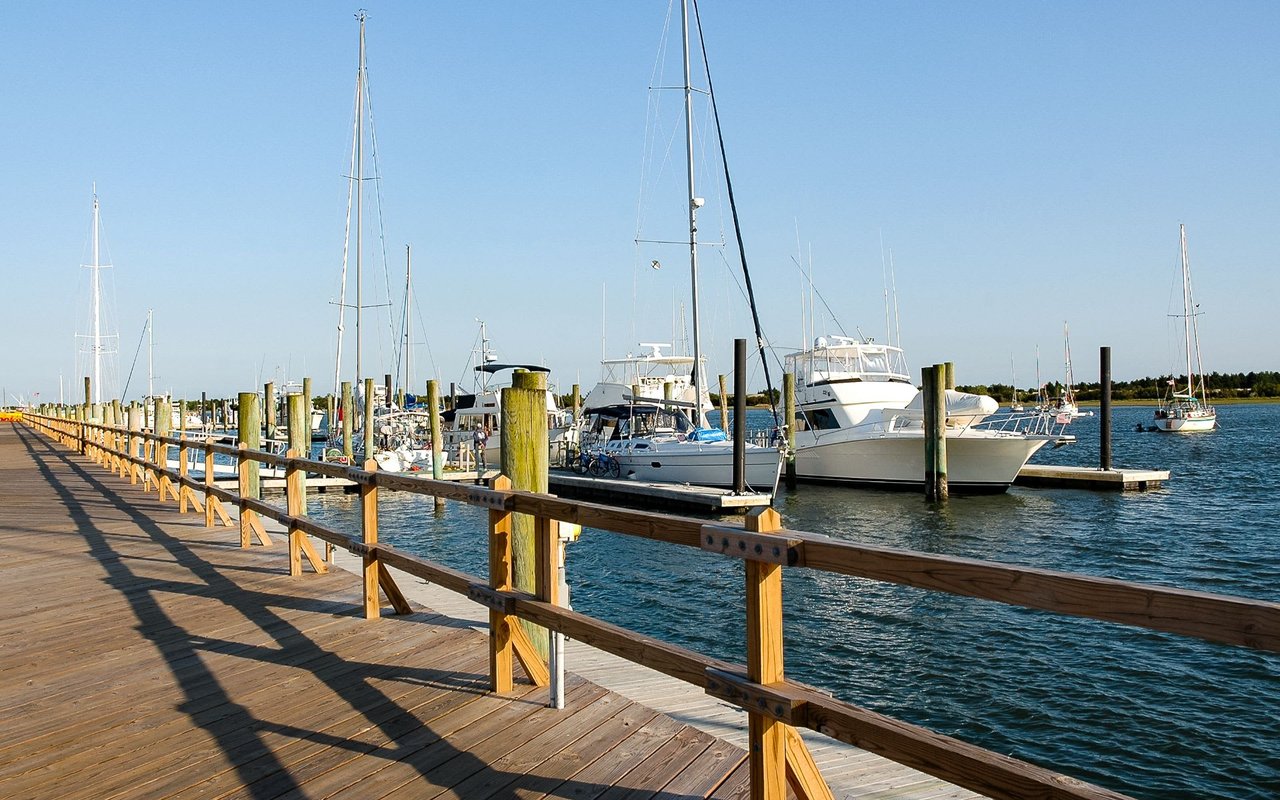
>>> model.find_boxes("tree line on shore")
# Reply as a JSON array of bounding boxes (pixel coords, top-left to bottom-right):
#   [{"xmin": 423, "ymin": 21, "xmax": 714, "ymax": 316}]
[{"xmin": 960, "ymin": 370, "xmax": 1280, "ymax": 402}]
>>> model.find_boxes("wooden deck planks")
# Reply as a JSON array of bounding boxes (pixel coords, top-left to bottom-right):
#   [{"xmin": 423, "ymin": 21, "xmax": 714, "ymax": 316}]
[{"xmin": 0, "ymin": 423, "xmax": 751, "ymax": 800}]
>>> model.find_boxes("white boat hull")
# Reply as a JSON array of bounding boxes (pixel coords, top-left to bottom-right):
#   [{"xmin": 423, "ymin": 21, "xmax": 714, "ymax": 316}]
[
  {"xmin": 1153, "ymin": 413, "xmax": 1216, "ymax": 432},
  {"xmin": 793, "ymin": 430, "xmax": 1049, "ymax": 492},
  {"xmin": 606, "ymin": 440, "xmax": 782, "ymax": 492}
]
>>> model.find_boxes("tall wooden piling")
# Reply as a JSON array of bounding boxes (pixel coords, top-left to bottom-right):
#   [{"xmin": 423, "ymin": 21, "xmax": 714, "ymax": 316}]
[
  {"xmin": 427, "ymin": 379, "xmax": 445, "ymax": 510},
  {"xmin": 501, "ymin": 369, "xmax": 550, "ymax": 659},
  {"xmin": 200, "ymin": 392, "xmax": 208, "ymax": 427},
  {"xmin": 732, "ymin": 339, "xmax": 747, "ymax": 494},
  {"xmin": 783, "ymin": 372, "xmax": 797, "ymax": 490},
  {"xmin": 287, "ymin": 393, "xmax": 308, "ymax": 515},
  {"xmin": 384, "ymin": 374, "xmax": 392, "ymax": 408},
  {"xmin": 341, "ymin": 381, "xmax": 354, "ymax": 462},
  {"xmin": 1100, "ymin": 346, "xmax": 1112, "ymax": 471},
  {"xmin": 83, "ymin": 377, "xmax": 91, "ymax": 407},
  {"xmin": 944, "ymin": 361, "xmax": 956, "ymax": 391},
  {"xmin": 302, "ymin": 377, "xmax": 312, "ymax": 428},
  {"xmin": 570, "ymin": 384, "xmax": 580, "ymax": 423},
  {"xmin": 237, "ymin": 392, "xmax": 261, "ymax": 500},
  {"xmin": 363, "ymin": 378, "xmax": 375, "ymax": 460}
]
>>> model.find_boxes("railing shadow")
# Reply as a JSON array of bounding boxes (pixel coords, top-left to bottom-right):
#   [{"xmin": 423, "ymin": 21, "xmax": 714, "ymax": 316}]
[{"xmin": 8, "ymin": 424, "xmax": 707, "ymax": 799}]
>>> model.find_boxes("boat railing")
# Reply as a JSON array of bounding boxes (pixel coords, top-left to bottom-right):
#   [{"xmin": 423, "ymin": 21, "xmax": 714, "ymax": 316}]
[{"xmin": 25, "ymin": 410, "xmax": 1278, "ymax": 800}]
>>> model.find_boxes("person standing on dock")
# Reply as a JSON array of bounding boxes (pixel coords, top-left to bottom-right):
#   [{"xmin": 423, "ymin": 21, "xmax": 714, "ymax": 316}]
[{"xmin": 473, "ymin": 426, "xmax": 490, "ymax": 484}]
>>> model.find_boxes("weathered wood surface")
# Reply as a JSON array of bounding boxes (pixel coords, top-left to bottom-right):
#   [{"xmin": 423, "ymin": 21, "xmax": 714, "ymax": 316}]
[{"xmin": 0, "ymin": 423, "xmax": 752, "ymax": 799}]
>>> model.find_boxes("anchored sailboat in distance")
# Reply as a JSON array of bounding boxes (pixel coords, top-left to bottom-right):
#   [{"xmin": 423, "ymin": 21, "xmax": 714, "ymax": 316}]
[{"xmin": 1154, "ymin": 224, "xmax": 1216, "ymax": 432}]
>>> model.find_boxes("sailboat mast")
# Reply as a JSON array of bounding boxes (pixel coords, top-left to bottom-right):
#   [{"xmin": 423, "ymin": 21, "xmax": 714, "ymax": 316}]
[
  {"xmin": 355, "ymin": 10, "xmax": 366, "ymax": 387},
  {"xmin": 680, "ymin": 0, "xmax": 707, "ymax": 425},
  {"xmin": 404, "ymin": 244, "xmax": 411, "ymax": 395},
  {"xmin": 90, "ymin": 189, "xmax": 102, "ymax": 405},
  {"xmin": 146, "ymin": 309, "xmax": 154, "ymax": 398},
  {"xmin": 1179, "ymin": 223, "xmax": 1194, "ymax": 395}
]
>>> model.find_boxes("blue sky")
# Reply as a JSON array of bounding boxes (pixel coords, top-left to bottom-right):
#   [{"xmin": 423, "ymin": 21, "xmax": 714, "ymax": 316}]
[{"xmin": 3, "ymin": 1, "xmax": 1278, "ymax": 404}]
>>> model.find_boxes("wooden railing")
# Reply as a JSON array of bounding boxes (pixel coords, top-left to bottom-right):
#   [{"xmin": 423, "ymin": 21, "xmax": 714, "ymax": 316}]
[{"xmin": 22, "ymin": 412, "xmax": 1280, "ymax": 800}]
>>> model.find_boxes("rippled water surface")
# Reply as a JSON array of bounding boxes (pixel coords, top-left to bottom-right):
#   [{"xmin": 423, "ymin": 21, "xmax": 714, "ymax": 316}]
[{"xmin": 309, "ymin": 404, "xmax": 1280, "ymax": 800}]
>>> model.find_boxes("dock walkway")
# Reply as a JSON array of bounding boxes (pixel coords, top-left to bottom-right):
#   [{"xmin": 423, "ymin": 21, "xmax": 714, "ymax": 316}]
[{"xmin": 0, "ymin": 423, "xmax": 752, "ymax": 799}]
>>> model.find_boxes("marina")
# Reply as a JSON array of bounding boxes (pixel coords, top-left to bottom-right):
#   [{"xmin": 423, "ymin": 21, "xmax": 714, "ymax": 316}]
[
  {"xmin": 5, "ymin": 4, "xmax": 1280, "ymax": 800},
  {"xmin": 10, "ymin": 399, "xmax": 1279, "ymax": 800}
]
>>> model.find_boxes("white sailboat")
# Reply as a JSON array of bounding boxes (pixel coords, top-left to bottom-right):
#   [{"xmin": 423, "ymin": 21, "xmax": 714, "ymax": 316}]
[
  {"xmin": 573, "ymin": 0, "xmax": 782, "ymax": 493},
  {"xmin": 1154, "ymin": 224, "xmax": 1216, "ymax": 432},
  {"xmin": 1009, "ymin": 355, "xmax": 1024, "ymax": 412}
]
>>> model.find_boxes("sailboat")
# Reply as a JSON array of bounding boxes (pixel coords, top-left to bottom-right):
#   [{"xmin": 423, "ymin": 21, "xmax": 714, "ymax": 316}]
[
  {"xmin": 76, "ymin": 187, "xmax": 119, "ymax": 413},
  {"xmin": 1041, "ymin": 322, "xmax": 1088, "ymax": 421},
  {"xmin": 574, "ymin": 0, "xmax": 782, "ymax": 492},
  {"xmin": 319, "ymin": 12, "xmax": 441, "ymax": 472},
  {"xmin": 1154, "ymin": 224, "xmax": 1216, "ymax": 432},
  {"xmin": 1009, "ymin": 355, "xmax": 1024, "ymax": 412}
]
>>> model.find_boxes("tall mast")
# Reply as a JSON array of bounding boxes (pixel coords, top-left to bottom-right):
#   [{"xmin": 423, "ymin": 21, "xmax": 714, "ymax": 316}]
[
  {"xmin": 147, "ymin": 309, "xmax": 154, "ymax": 397},
  {"xmin": 91, "ymin": 188, "xmax": 102, "ymax": 404},
  {"xmin": 355, "ymin": 10, "xmax": 366, "ymax": 386},
  {"xmin": 1179, "ymin": 223, "xmax": 1193, "ymax": 395},
  {"xmin": 404, "ymin": 244, "xmax": 411, "ymax": 395},
  {"xmin": 680, "ymin": 0, "xmax": 707, "ymax": 426}
]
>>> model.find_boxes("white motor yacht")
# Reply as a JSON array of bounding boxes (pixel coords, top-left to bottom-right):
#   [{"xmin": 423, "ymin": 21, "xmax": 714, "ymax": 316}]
[{"xmin": 786, "ymin": 336, "xmax": 1071, "ymax": 493}]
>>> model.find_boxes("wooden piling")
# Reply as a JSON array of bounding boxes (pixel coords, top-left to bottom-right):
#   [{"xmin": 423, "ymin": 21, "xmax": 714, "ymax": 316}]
[
  {"xmin": 783, "ymin": 372, "xmax": 796, "ymax": 490},
  {"xmin": 263, "ymin": 381, "xmax": 275, "ymax": 440},
  {"xmin": 718, "ymin": 374, "xmax": 730, "ymax": 432},
  {"xmin": 384, "ymin": 373, "xmax": 392, "ymax": 408},
  {"xmin": 501, "ymin": 369, "xmax": 550, "ymax": 659},
  {"xmin": 427, "ymin": 379, "xmax": 445, "ymax": 510},
  {"xmin": 1100, "ymin": 346, "xmax": 1112, "ymax": 471},
  {"xmin": 924, "ymin": 364, "xmax": 948, "ymax": 501},
  {"xmin": 363, "ymin": 378, "xmax": 375, "ymax": 461},
  {"xmin": 570, "ymin": 384, "xmax": 580, "ymax": 422},
  {"xmin": 732, "ymin": 339, "xmax": 747, "ymax": 494},
  {"xmin": 944, "ymin": 361, "xmax": 955, "ymax": 391},
  {"xmin": 237, "ymin": 392, "xmax": 261, "ymax": 500},
  {"xmin": 341, "ymin": 381, "xmax": 354, "ymax": 463},
  {"xmin": 83, "ymin": 376, "xmax": 90, "ymax": 407}
]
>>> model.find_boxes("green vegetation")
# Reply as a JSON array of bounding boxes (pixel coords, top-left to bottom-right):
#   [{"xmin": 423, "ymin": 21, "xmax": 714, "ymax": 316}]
[{"xmin": 958, "ymin": 371, "xmax": 1280, "ymax": 402}]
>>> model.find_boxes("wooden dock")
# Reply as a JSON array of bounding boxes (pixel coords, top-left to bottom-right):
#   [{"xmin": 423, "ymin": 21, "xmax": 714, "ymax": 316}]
[
  {"xmin": 0, "ymin": 423, "xmax": 755, "ymax": 799},
  {"xmin": 1015, "ymin": 465, "xmax": 1169, "ymax": 491}
]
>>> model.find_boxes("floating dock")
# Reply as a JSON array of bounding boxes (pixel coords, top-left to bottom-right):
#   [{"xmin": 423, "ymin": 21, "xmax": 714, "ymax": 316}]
[
  {"xmin": 549, "ymin": 469, "xmax": 773, "ymax": 512},
  {"xmin": 1015, "ymin": 465, "xmax": 1169, "ymax": 491}
]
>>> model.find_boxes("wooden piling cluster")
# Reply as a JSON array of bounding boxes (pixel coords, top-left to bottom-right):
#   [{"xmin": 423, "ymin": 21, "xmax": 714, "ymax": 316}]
[{"xmin": 21, "ymin": 407, "xmax": 1280, "ymax": 800}]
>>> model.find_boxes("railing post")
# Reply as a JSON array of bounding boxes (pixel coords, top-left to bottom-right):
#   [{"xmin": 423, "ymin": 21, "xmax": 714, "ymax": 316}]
[
  {"xmin": 287, "ymin": 448, "xmax": 304, "ymax": 576},
  {"xmin": 178, "ymin": 436, "xmax": 190, "ymax": 513},
  {"xmin": 204, "ymin": 438, "xmax": 216, "ymax": 528},
  {"xmin": 362, "ymin": 459, "xmax": 381, "ymax": 618},
  {"xmin": 488, "ymin": 474, "xmax": 514, "ymax": 693},
  {"xmin": 237, "ymin": 443, "xmax": 255, "ymax": 548},
  {"xmin": 745, "ymin": 506, "xmax": 786, "ymax": 800}
]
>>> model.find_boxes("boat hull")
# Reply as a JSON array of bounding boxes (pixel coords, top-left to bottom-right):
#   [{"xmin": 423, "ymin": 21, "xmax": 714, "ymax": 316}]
[
  {"xmin": 606, "ymin": 441, "xmax": 781, "ymax": 492},
  {"xmin": 793, "ymin": 430, "xmax": 1049, "ymax": 492},
  {"xmin": 1153, "ymin": 414, "xmax": 1216, "ymax": 432}
]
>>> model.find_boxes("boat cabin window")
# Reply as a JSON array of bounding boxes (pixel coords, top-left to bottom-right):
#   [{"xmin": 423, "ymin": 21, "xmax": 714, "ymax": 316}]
[{"xmin": 802, "ymin": 408, "xmax": 841, "ymax": 430}]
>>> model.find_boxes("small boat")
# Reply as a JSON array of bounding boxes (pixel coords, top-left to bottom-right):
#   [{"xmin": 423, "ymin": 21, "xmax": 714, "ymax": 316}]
[
  {"xmin": 786, "ymin": 336, "xmax": 1072, "ymax": 493},
  {"xmin": 1154, "ymin": 225, "xmax": 1216, "ymax": 432}
]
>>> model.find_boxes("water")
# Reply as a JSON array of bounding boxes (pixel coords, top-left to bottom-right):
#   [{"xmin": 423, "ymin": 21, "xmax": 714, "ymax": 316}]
[{"xmin": 308, "ymin": 404, "xmax": 1280, "ymax": 800}]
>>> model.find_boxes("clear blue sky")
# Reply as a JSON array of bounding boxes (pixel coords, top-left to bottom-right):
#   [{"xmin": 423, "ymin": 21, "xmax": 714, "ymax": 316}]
[{"xmin": 3, "ymin": 1, "xmax": 1278, "ymax": 404}]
